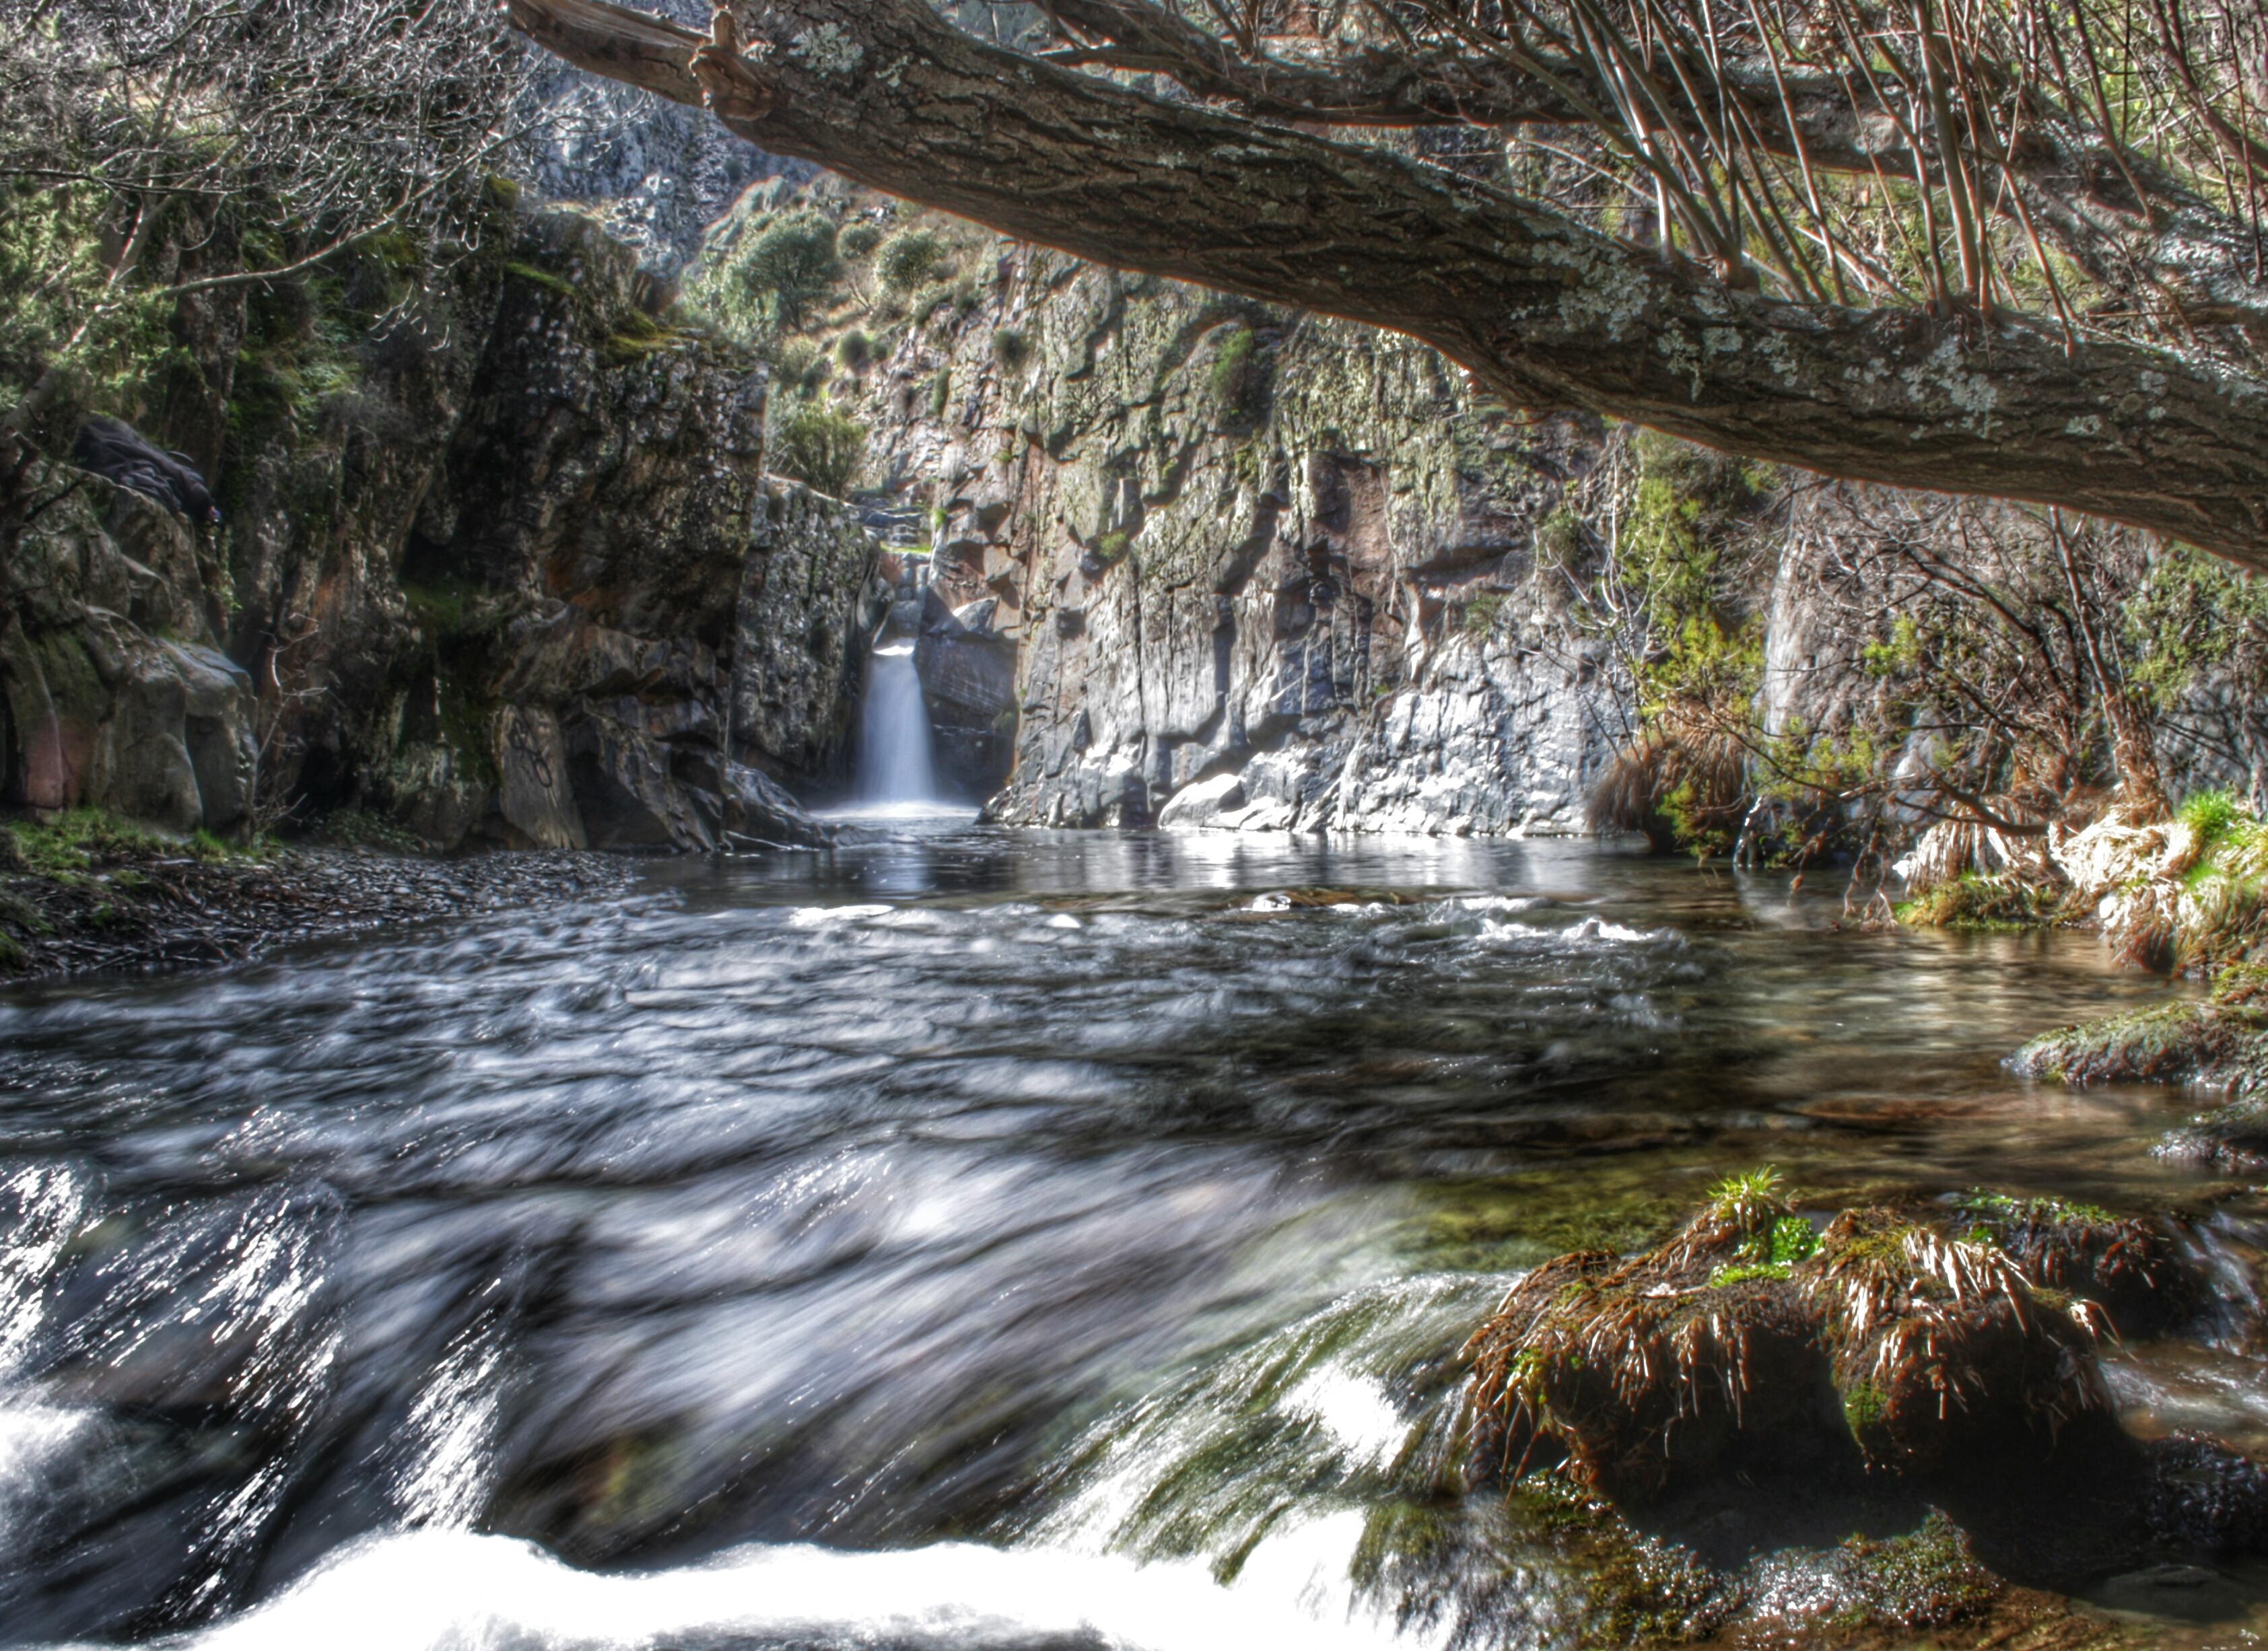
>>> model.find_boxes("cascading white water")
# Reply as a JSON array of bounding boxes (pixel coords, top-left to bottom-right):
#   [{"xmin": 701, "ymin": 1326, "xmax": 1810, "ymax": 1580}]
[{"xmin": 856, "ymin": 641, "xmax": 939, "ymax": 806}]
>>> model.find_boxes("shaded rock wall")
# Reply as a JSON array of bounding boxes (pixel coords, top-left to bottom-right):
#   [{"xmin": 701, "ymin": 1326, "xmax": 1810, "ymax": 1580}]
[
  {"xmin": 730, "ymin": 479, "xmax": 889, "ymax": 792},
  {"xmin": 6, "ymin": 208, "xmax": 879, "ymax": 849}
]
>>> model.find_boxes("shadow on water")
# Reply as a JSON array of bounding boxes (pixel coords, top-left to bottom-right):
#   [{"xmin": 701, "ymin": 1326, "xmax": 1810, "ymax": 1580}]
[{"xmin": 0, "ymin": 822, "xmax": 2256, "ymax": 1647}]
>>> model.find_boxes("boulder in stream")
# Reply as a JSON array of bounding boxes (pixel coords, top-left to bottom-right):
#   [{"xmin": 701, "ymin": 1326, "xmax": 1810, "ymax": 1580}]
[{"xmin": 1463, "ymin": 1171, "xmax": 2267, "ymax": 1594}]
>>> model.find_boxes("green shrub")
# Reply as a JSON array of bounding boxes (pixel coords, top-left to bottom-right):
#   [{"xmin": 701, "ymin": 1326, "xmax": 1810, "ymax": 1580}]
[
  {"xmin": 1208, "ymin": 322, "xmax": 1259, "ymax": 412},
  {"xmin": 992, "ymin": 326, "xmax": 1031, "ymax": 372},
  {"xmin": 1535, "ymin": 506, "xmax": 1583, "ymax": 571},
  {"xmin": 770, "ymin": 336, "xmax": 829, "ymax": 396},
  {"xmin": 737, "ymin": 211, "xmax": 841, "ymax": 330},
  {"xmin": 2181, "ymin": 788, "xmax": 2246, "ymax": 845},
  {"xmin": 875, "ymin": 227, "xmax": 948, "ymax": 295},
  {"xmin": 769, "ymin": 398, "xmax": 867, "ymax": 497},
  {"xmin": 838, "ymin": 220, "xmax": 883, "ymax": 260},
  {"xmin": 1462, "ymin": 590, "xmax": 1508, "ymax": 637},
  {"xmin": 835, "ymin": 329, "xmax": 871, "ymax": 369}
]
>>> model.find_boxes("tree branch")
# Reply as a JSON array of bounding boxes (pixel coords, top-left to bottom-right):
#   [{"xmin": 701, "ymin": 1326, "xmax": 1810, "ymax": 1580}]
[{"xmin": 508, "ymin": 0, "xmax": 2268, "ymax": 566}]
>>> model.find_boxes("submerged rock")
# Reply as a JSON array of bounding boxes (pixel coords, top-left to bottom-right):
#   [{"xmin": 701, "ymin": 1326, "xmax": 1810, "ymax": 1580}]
[{"xmin": 2010, "ymin": 967, "xmax": 2268, "ymax": 1169}]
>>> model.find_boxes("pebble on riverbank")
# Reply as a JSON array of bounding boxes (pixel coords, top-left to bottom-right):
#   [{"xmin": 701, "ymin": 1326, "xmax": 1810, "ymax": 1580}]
[{"xmin": 0, "ymin": 810, "xmax": 633, "ymax": 980}]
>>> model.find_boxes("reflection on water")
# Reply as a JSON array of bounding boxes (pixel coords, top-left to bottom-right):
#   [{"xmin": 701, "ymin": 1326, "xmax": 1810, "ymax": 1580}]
[{"xmin": 0, "ymin": 822, "xmax": 2250, "ymax": 1648}]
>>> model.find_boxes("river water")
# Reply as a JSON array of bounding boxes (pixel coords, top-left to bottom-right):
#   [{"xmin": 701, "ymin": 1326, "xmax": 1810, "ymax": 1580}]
[{"xmin": 0, "ymin": 821, "xmax": 2257, "ymax": 1649}]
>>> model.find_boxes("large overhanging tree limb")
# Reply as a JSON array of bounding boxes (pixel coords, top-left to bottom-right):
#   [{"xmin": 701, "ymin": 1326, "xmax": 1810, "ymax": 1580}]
[
  {"xmin": 1036, "ymin": 0, "xmax": 2268, "ymax": 341},
  {"xmin": 507, "ymin": 0, "xmax": 2268, "ymax": 567}
]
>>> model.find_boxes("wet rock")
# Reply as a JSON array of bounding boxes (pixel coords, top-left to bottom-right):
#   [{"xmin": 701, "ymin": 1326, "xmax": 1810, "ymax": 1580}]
[
  {"xmin": 914, "ymin": 590, "xmax": 1017, "ymax": 800},
  {"xmin": 722, "ymin": 761, "xmax": 830, "ymax": 849},
  {"xmin": 1952, "ymin": 1192, "xmax": 2204, "ymax": 1340},
  {"xmin": 1464, "ymin": 1172, "xmax": 2268, "ymax": 1592},
  {"xmin": 2142, "ymin": 1433, "xmax": 2268, "ymax": 1558},
  {"xmin": 2090, "ymin": 1563, "xmax": 2256, "ymax": 1624},
  {"xmin": 2009, "ymin": 969, "xmax": 2268, "ymax": 1170},
  {"xmin": 2163, "ymin": 1096, "xmax": 2268, "ymax": 1171},
  {"xmin": 1157, "ymin": 770, "xmax": 1246, "ymax": 829}
]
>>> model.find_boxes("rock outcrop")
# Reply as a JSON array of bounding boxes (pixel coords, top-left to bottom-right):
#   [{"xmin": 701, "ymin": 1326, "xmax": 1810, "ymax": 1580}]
[
  {"xmin": 5, "ymin": 207, "xmax": 883, "ymax": 850},
  {"xmin": 823, "ymin": 246, "xmax": 1631, "ymax": 832},
  {"xmin": 1, "ymin": 477, "xmax": 255, "ymax": 835},
  {"xmin": 730, "ymin": 479, "xmax": 891, "ymax": 794}
]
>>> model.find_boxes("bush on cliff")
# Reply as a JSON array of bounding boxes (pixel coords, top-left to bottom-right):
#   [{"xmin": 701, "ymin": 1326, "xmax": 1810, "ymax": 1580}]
[
  {"xmin": 769, "ymin": 398, "xmax": 866, "ymax": 499},
  {"xmin": 736, "ymin": 211, "xmax": 843, "ymax": 333}
]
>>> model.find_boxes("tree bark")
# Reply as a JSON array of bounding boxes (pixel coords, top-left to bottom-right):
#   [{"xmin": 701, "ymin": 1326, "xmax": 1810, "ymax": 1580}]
[{"xmin": 509, "ymin": 0, "xmax": 2268, "ymax": 567}]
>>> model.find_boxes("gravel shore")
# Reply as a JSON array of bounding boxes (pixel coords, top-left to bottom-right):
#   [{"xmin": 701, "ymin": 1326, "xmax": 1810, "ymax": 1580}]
[{"xmin": 1, "ymin": 839, "xmax": 636, "ymax": 981}]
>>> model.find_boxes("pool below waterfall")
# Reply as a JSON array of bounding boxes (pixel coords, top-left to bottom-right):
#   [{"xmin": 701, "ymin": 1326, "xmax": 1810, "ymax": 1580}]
[{"xmin": 0, "ymin": 822, "xmax": 2261, "ymax": 1649}]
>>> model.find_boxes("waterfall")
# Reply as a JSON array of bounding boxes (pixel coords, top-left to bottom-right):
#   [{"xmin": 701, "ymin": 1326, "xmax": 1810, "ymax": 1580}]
[{"xmin": 856, "ymin": 641, "xmax": 938, "ymax": 806}]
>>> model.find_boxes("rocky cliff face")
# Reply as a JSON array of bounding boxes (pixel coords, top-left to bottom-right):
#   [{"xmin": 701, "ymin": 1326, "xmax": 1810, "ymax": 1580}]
[
  {"xmin": 816, "ymin": 244, "xmax": 1634, "ymax": 832},
  {"xmin": 5, "ymin": 207, "xmax": 883, "ymax": 849},
  {"xmin": 714, "ymin": 182, "xmax": 2267, "ymax": 845}
]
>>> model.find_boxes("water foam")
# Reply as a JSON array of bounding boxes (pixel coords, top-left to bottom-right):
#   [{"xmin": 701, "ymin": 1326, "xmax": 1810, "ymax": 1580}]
[
  {"xmin": 156, "ymin": 1526, "xmax": 1420, "ymax": 1651},
  {"xmin": 0, "ymin": 1165, "xmax": 92, "ymax": 1546}
]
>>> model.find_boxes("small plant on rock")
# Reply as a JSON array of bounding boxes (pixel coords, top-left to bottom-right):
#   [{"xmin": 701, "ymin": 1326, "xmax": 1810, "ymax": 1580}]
[
  {"xmin": 769, "ymin": 399, "xmax": 867, "ymax": 498},
  {"xmin": 874, "ymin": 227, "xmax": 949, "ymax": 296}
]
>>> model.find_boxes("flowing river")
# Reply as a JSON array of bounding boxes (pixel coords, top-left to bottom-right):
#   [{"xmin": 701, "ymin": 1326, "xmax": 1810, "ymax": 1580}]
[{"xmin": 1, "ymin": 821, "xmax": 2261, "ymax": 1649}]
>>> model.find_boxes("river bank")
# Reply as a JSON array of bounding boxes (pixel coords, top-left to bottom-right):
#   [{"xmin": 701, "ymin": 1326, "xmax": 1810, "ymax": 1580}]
[{"xmin": 0, "ymin": 810, "xmax": 634, "ymax": 981}]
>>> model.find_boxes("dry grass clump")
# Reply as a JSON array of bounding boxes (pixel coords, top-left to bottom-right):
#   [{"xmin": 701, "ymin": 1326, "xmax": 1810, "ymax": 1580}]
[
  {"xmin": 1893, "ymin": 818, "xmax": 2055, "ymax": 901},
  {"xmin": 1902, "ymin": 794, "xmax": 2268, "ymax": 971},
  {"xmin": 1954, "ymin": 1193, "xmax": 2200, "ymax": 1339},
  {"xmin": 1585, "ymin": 711, "xmax": 1748, "ymax": 852},
  {"xmin": 1466, "ymin": 1171, "xmax": 2121, "ymax": 1510},
  {"xmin": 1805, "ymin": 1211, "xmax": 2111, "ymax": 1479}
]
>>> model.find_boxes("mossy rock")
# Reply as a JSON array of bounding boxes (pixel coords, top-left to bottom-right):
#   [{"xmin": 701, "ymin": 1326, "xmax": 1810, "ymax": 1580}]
[
  {"xmin": 1464, "ymin": 1173, "xmax": 2268, "ymax": 1593},
  {"xmin": 1896, "ymin": 870, "xmax": 2065, "ymax": 930},
  {"xmin": 2011, "ymin": 969, "xmax": 2268, "ymax": 1170},
  {"xmin": 1952, "ymin": 1192, "xmax": 2201, "ymax": 1339},
  {"xmin": 2009, "ymin": 999, "xmax": 2268, "ymax": 1092}
]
